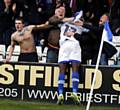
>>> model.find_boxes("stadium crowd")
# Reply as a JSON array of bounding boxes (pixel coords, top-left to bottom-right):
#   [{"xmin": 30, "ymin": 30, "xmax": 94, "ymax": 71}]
[
  {"xmin": 0, "ymin": 0, "xmax": 120, "ymax": 105},
  {"xmin": 0, "ymin": 0, "xmax": 120, "ymax": 64}
]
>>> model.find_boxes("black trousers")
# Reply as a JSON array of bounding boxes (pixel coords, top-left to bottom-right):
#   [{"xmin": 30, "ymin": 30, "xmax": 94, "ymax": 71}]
[{"xmin": 18, "ymin": 52, "xmax": 38, "ymax": 62}]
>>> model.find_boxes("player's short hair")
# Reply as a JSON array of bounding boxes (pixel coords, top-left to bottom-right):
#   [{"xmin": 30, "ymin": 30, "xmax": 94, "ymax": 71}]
[
  {"xmin": 48, "ymin": 16, "xmax": 62, "ymax": 25},
  {"xmin": 15, "ymin": 17, "xmax": 25, "ymax": 24}
]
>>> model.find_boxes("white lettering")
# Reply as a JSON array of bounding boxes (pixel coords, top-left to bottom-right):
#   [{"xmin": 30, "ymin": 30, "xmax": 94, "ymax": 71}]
[
  {"xmin": 27, "ymin": 89, "xmax": 58, "ymax": 100},
  {"xmin": 110, "ymin": 95, "xmax": 118, "ymax": 103},
  {"xmin": 94, "ymin": 94, "xmax": 102, "ymax": 103},
  {"xmin": 102, "ymin": 94, "xmax": 110, "ymax": 103}
]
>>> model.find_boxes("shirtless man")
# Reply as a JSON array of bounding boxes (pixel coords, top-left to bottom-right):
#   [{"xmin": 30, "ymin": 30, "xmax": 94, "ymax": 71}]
[
  {"xmin": 4, "ymin": 7, "xmax": 70, "ymax": 63},
  {"xmin": 4, "ymin": 17, "xmax": 48, "ymax": 62}
]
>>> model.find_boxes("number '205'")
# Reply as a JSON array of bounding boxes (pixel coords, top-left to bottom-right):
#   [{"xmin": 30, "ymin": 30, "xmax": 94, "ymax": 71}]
[{"xmin": 0, "ymin": 88, "xmax": 18, "ymax": 97}]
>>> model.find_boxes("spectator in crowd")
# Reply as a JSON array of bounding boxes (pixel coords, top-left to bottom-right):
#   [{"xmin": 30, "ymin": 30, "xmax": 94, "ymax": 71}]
[
  {"xmin": 45, "ymin": 16, "xmax": 61, "ymax": 63},
  {"xmin": 40, "ymin": 6, "xmax": 66, "ymax": 63},
  {"xmin": 110, "ymin": 0, "xmax": 120, "ymax": 36},
  {"xmin": 83, "ymin": 0, "xmax": 110, "ymax": 25},
  {"xmin": 14, "ymin": 0, "xmax": 44, "ymax": 46},
  {"xmin": 35, "ymin": 15, "xmax": 61, "ymax": 63},
  {"xmin": 3, "ymin": 17, "xmax": 52, "ymax": 62},
  {"xmin": 13, "ymin": 0, "xmax": 44, "ymax": 24},
  {"xmin": 44, "ymin": 5, "xmax": 74, "ymax": 63},
  {"xmin": 43, "ymin": 0, "xmax": 55, "ymax": 22},
  {"xmin": 74, "ymin": 13, "xmax": 117, "ymax": 65},
  {"xmin": 69, "ymin": 0, "xmax": 87, "ymax": 14},
  {"xmin": 55, "ymin": 0, "xmax": 72, "ymax": 17},
  {"xmin": 13, "ymin": 0, "xmax": 29, "ymax": 23},
  {"xmin": 74, "ymin": 27, "xmax": 96, "ymax": 64},
  {"xmin": 0, "ymin": 0, "xmax": 16, "ymax": 48},
  {"xmin": 36, "ymin": 0, "xmax": 48, "ymax": 24}
]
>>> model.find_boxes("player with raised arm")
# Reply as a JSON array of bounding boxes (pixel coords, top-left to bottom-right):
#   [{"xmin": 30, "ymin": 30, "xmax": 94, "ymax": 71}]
[{"xmin": 57, "ymin": 11, "xmax": 85, "ymax": 105}]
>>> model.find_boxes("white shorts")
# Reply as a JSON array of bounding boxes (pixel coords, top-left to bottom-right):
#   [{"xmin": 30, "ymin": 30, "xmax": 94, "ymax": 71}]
[{"xmin": 58, "ymin": 39, "xmax": 81, "ymax": 63}]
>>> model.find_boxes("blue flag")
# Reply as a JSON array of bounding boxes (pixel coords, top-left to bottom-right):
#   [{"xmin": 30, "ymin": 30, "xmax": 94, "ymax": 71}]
[
  {"xmin": 104, "ymin": 21, "xmax": 113, "ymax": 42},
  {"xmin": 102, "ymin": 21, "xmax": 114, "ymax": 45}
]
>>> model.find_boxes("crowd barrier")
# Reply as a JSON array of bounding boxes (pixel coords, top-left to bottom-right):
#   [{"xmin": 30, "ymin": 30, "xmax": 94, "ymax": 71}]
[{"xmin": 0, "ymin": 62, "xmax": 120, "ymax": 106}]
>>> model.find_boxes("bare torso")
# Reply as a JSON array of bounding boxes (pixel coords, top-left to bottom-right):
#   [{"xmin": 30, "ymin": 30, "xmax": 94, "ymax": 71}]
[{"xmin": 12, "ymin": 26, "xmax": 36, "ymax": 53}]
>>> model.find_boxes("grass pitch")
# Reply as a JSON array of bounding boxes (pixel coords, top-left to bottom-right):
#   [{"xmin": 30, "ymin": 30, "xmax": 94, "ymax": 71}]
[{"xmin": 0, "ymin": 99, "xmax": 119, "ymax": 110}]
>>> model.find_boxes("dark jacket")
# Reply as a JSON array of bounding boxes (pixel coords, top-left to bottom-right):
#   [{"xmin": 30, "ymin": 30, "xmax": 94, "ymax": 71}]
[
  {"xmin": 0, "ymin": 1, "xmax": 14, "ymax": 32},
  {"xmin": 74, "ymin": 32, "xmax": 96, "ymax": 63},
  {"xmin": 74, "ymin": 23, "xmax": 117, "ymax": 64},
  {"xmin": 110, "ymin": 0, "xmax": 120, "ymax": 35},
  {"xmin": 82, "ymin": 23, "xmax": 117, "ymax": 58}
]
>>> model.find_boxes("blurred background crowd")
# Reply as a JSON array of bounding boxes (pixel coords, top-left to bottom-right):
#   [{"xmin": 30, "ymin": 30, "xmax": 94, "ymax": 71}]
[{"xmin": 0, "ymin": 0, "xmax": 120, "ymax": 64}]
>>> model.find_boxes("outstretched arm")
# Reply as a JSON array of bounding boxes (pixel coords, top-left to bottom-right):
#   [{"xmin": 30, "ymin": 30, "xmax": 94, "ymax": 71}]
[
  {"xmin": 27, "ymin": 22, "xmax": 53, "ymax": 32},
  {"xmin": 3, "ymin": 35, "xmax": 16, "ymax": 63},
  {"xmin": 62, "ymin": 17, "xmax": 74, "ymax": 23},
  {"xmin": 34, "ymin": 23, "xmax": 54, "ymax": 31}
]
